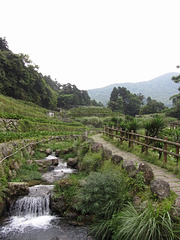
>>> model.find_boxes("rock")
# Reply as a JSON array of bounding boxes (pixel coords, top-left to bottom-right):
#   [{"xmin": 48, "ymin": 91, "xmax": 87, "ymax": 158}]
[
  {"xmin": 102, "ymin": 147, "xmax": 112, "ymax": 160},
  {"xmin": 111, "ymin": 154, "xmax": 123, "ymax": 164},
  {"xmin": 133, "ymin": 195, "xmax": 141, "ymax": 206},
  {"xmin": 50, "ymin": 195, "xmax": 67, "ymax": 216},
  {"xmin": 0, "ymin": 199, "xmax": 5, "ymax": 217},
  {"xmin": 138, "ymin": 163, "xmax": 154, "ymax": 184},
  {"xmin": 55, "ymin": 149, "xmax": 61, "ymax": 157},
  {"xmin": 91, "ymin": 142, "xmax": 103, "ymax": 153},
  {"xmin": 8, "ymin": 182, "xmax": 29, "ymax": 198},
  {"xmin": 122, "ymin": 160, "xmax": 136, "ymax": 174},
  {"xmin": 52, "ymin": 158, "xmax": 59, "ymax": 166},
  {"xmin": 45, "ymin": 148, "xmax": 52, "ymax": 155},
  {"xmin": 150, "ymin": 179, "xmax": 170, "ymax": 199},
  {"xmin": 171, "ymin": 197, "xmax": 180, "ymax": 218},
  {"xmin": 67, "ymin": 157, "xmax": 78, "ymax": 168}
]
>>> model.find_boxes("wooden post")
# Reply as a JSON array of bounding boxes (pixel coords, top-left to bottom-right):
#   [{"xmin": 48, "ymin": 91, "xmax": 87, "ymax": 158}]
[
  {"xmin": 103, "ymin": 125, "xmax": 106, "ymax": 135},
  {"xmin": 112, "ymin": 126, "xmax": 114, "ymax": 139},
  {"xmin": 120, "ymin": 128, "xmax": 123, "ymax": 144},
  {"xmin": 163, "ymin": 137, "xmax": 168, "ymax": 164},
  {"xmin": 145, "ymin": 137, "xmax": 148, "ymax": 155},
  {"xmin": 131, "ymin": 130, "xmax": 134, "ymax": 149},
  {"xmin": 176, "ymin": 144, "xmax": 179, "ymax": 166}
]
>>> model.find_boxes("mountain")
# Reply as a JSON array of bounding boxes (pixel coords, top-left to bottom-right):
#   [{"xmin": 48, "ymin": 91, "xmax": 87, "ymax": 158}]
[{"xmin": 87, "ymin": 72, "xmax": 179, "ymax": 107}]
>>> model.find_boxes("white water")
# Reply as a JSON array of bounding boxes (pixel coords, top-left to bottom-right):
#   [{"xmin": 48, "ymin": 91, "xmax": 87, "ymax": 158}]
[{"xmin": 42, "ymin": 155, "xmax": 76, "ymax": 183}]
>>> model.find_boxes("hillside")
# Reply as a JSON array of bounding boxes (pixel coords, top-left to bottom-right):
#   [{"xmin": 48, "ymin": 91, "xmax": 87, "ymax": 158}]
[
  {"xmin": 0, "ymin": 37, "xmax": 94, "ymax": 110},
  {"xmin": 88, "ymin": 72, "xmax": 179, "ymax": 107}
]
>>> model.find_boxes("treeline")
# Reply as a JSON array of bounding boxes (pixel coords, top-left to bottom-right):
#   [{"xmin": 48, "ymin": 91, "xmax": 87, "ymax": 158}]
[
  {"xmin": 0, "ymin": 37, "xmax": 102, "ymax": 110},
  {"xmin": 108, "ymin": 83, "xmax": 180, "ymax": 118}
]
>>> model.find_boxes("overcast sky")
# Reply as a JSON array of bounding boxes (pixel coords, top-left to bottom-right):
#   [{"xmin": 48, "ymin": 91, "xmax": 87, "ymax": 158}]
[{"xmin": 1, "ymin": 0, "xmax": 180, "ymax": 90}]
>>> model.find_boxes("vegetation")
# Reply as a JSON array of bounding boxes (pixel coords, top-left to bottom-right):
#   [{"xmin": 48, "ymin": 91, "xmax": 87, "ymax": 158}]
[
  {"xmin": 0, "ymin": 37, "xmax": 100, "ymax": 110},
  {"xmin": 108, "ymin": 86, "xmax": 142, "ymax": 116}
]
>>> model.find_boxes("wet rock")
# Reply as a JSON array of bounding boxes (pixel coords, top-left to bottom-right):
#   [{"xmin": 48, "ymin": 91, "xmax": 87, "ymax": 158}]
[
  {"xmin": 91, "ymin": 142, "xmax": 103, "ymax": 153},
  {"xmin": 111, "ymin": 154, "xmax": 123, "ymax": 164},
  {"xmin": 46, "ymin": 148, "xmax": 52, "ymax": 155},
  {"xmin": 150, "ymin": 179, "xmax": 170, "ymax": 199},
  {"xmin": 67, "ymin": 157, "xmax": 78, "ymax": 168},
  {"xmin": 0, "ymin": 198, "xmax": 5, "ymax": 217},
  {"xmin": 8, "ymin": 182, "xmax": 29, "ymax": 198},
  {"xmin": 50, "ymin": 195, "xmax": 67, "ymax": 216},
  {"xmin": 55, "ymin": 149, "xmax": 61, "ymax": 157},
  {"xmin": 52, "ymin": 158, "xmax": 59, "ymax": 166},
  {"xmin": 138, "ymin": 163, "xmax": 154, "ymax": 184},
  {"xmin": 133, "ymin": 195, "xmax": 141, "ymax": 206},
  {"xmin": 122, "ymin": 160, "xmax": 136, "ymax": 174},
  {"xmin": 102, "ymin": 147, "xmax": 112, "ymax": 160}
]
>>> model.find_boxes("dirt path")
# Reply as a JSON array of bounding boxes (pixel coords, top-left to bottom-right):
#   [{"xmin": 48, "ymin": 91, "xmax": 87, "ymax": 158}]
[{"xmin": 91, "ymin": 134, "xmax": 180, "ymax": 197}]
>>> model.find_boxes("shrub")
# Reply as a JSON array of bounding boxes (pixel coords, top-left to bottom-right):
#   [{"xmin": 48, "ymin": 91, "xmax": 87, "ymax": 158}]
[{"xmin": 76, "ymin": 171, "xmax": 130, "ymax": 219}]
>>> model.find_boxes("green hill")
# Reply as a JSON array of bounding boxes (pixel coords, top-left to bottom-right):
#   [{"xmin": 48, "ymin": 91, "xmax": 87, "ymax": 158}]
[{"xmin": 88, "ymin": 72, "xmax": 179, "ymax": 107}]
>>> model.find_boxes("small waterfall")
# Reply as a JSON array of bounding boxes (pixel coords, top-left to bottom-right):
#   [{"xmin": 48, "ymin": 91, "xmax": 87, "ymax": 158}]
[
  {"xmin": 10, "ymin": 185, "xmax": 54, "ymax": 217},
  {"xmin": 10, "ymin": 195, "xmax": 50, "ymax": 217}
]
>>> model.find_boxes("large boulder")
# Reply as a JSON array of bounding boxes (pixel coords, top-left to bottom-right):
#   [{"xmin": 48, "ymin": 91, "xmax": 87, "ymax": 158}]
[
  {"xmin": 138, "ymin": 163, "xmax": 154, "ymax": 184},
  {"xmin": 102, "ymin": 147, "xmax": 112, "ymax": 160},
  {"xmin": 111, "ymin": 154, "xmax": 123, "ymax": 164},
  {"xmin": 150, "ymin": 179, "xmax": 170, "ymax": 199},
  {"xmin": 8, "ymin": 182, "xmax": 29, "ymax": 198},
  {"xmin": 122, "ymin": 160, "xmax": 136, "ymax": 174},
  {"xmin": 91, "ymin": 142, "xmax": 103, "ymax": 153}
]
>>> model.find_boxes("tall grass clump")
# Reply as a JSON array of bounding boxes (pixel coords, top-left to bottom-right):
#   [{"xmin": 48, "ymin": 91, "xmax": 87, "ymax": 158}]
[
  {"xmin": 112, "ymin": 202, "xmax": 180, "ymax": 240},
  {"xmin": 76, "ymin": 171, "xmax": 130, "ymax": 239}
]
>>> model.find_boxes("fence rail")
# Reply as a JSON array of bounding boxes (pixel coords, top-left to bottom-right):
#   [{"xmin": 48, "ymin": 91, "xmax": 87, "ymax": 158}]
[{"xmin": 103, "ymin": 125, "xmax": 180, "ymax": 165}]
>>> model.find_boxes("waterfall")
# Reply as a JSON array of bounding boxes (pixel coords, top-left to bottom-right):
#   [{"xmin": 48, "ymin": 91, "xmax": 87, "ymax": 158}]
[{"xmin": 10, "ymin": 195, "xmax": 50, "ymax": 217}]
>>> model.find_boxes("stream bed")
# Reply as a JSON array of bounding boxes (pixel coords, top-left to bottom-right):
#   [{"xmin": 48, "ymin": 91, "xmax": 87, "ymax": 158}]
[{"xmin": 0, "ymin": 155, "xmax": 92, "ymax": 240}]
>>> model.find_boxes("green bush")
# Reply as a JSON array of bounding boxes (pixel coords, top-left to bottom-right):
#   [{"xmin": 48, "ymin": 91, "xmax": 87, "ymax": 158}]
[{"xmin": 76, "ymin": 171, "xmax": 130, "ymax": 219}]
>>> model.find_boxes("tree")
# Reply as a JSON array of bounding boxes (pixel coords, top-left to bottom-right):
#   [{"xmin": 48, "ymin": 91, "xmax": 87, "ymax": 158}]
[
  {"xmin": 140, "ymin": 97, "xmax": 166, "ymax": 115},
  {"xmin": 109, "ymin": 87, "xmax": 141, "ymax": 116},
  {"xmin": 167, "ymin": 72, "xmax": 180, "ymax": 119}
]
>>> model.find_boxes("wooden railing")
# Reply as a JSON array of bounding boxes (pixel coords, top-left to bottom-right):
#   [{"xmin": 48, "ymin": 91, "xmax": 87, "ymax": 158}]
[{"xmin": 103, "ymin": 125, "xmax": 180, "ymax": 165}]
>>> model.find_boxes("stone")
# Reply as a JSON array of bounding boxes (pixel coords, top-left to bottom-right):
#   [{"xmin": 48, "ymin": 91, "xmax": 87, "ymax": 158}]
[
  {"xmin": 171, "ymin": 197, "xmax": 180, "ymax": 218},
  {"xmin": 150, "ymin": 179, "xmax": 170, "ymax": 199},
  {"xmin": 67, "ymin": 157, "xmax": 78, "ymax": 168},
  {"xmin": 122, "ymin": 160, "xmax": 136, "ymax": 174},
  {"xmin": 45, "ymin": 148, "xmax": 52, "ymax": 155},
  {"xmin": 0, "ymin": 199, "xmax": 5, "ymax": 217},
  {"xmin": 111, "ymin": 154, "xmax": 123, "ymax": 164},
  {"xmin": 102, "ymin": 147, "xmax": 112, "ymax": 160},
  {"xmin": 8, "ymin": 182, "xmax": 29, "ymax": 198},
  {"xmin": 52, "ymin": 158, "xmax": 59, "ymax": 166},
  {"xmin": 138, "ymin": 163, "xmax": 154, "ymax": 184},
  {"xmin": 91, "ymin": 142, "xmax": 103, "ymax": 153},
  {"xmin": 55, "ymin": 149, "xmax": 61, "ymax": 157}
]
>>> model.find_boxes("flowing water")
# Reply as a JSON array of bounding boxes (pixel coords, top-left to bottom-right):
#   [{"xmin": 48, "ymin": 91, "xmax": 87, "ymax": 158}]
[{"xmin": 0, "ymin": 156, "xmax": 91, "ymax": 240}]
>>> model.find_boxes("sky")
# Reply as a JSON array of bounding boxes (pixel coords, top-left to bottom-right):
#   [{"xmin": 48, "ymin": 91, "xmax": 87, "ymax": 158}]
[{"xmin": 1, "ymin": 0, "xmax": 180, "ymax": 90}]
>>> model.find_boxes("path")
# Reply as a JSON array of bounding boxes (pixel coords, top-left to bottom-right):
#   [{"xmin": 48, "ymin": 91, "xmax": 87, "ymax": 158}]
[{"xmin": 91, "ymin": 134, "xmax": 180, "ymax": 197}]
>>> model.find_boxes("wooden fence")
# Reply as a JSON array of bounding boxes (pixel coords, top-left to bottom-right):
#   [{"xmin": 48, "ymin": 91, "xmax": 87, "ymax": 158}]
[{"xmin": 103, "ymin": 125, "xmax": 180, "ymax": 165}]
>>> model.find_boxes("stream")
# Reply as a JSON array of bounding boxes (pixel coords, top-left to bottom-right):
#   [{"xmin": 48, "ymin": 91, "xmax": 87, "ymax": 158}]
[{"xmin": 0, "ymin": 155, "xmax": 92, "ymax": 240}]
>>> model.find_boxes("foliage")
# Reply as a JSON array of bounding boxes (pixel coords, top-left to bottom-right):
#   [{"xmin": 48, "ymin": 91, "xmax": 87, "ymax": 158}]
[
  {"xmin": 78, "ymin": 151, "xmax": 103, "ymax": 173},
  {"xmin": 69, "ymin": 106, "xmax": 112, "ymax": 117},
  {"xmin": 140, "ymin": 96, "xmax": 166, "ymax": 115},
  {"xmin": 168, "ymin": 74, "xmax": 180, "ymax": 119},
  {"xmin": 0, "ymin": 39, "xmax": 92, "ymax": 110},
  {"xmin": 12, "ymin": 162, "xmax": 42, "ymax": 182},
  {"xmin": 112, "ymin": 202, "xmax": 179, "ymax": 240},
  {"xmin": 81, "ymin": 116, "xmax": 103, "ymax": 128},
  {"xmin": 108, "ymin": 87, "xmax": 142, "ymax": 116},
  {"xmin": 143, "ymin": 115, "xmax": 166, "ymax": 137},
  {"xmin": 76, "ymin": 171, "xmax": 130, "ymax": 219}
]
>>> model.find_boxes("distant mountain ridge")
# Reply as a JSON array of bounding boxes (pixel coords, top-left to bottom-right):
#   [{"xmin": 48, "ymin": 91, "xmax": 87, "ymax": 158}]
[{"xmin": 87, "ymin": 72, "xmax": 179, "ymax": 107}]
